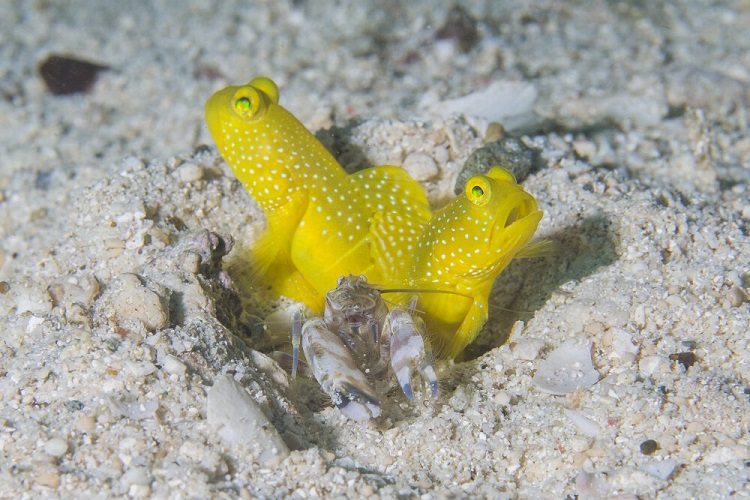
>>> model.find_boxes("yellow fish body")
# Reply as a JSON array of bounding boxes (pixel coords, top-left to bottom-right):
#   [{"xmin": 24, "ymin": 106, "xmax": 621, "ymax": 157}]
[
  {"xmin": 402, "ymin": 167, "xmax": 543, "ymax": 359},
  {"xmin": 205, "ymin": 77, "xmax": 431, "ymax": 311}
]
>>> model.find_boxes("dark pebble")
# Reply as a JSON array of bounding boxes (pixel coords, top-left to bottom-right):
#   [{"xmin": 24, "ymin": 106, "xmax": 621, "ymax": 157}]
[
  {"xmin": 39, "ymin": 55, "xmax": 109, "ymax": 96},
  {"xmin": 640, "ymin": 439, "xmax": 659, "ymax": 455},
  {"xmin": 455, "ymin": 137, "xmax": 543, "ymax": 194},
  {"xmin": 435, "ymin": 5, "xmax": 480, "ymax": 53},
  {"xmin": 669, "ymin": 351, "xmax": 697, "ymax": 370},
  {"xmin": 64, "ymin": 400, "xmax": 85, "ymax": 411}
]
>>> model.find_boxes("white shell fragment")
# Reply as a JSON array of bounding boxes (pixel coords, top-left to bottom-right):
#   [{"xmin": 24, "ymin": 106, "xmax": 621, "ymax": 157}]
[
  {"xmin": 511, "ymin": 337, "xmax": 545, "ymax": 361},
  {"xmin": 641, "ymin": 459, "xmax": 678, "ymax": 480},
  {"xmin": 108, "ymin": 396, "xmax": 159, "ymax": 420},
  {"xmin": 533, "ymin": 338, "xmax": 600, "ymax": 395},
  {"xmin": 610, "ymin": 328, "xmax": 639, "ymax": 362},
  {"xmin": 207, "ymin": 375, "xmax": 289, "ymax": 466},
  {"xmin": 564, "ymin": 409, "xmax": 601, "ymax": 437},
  {"xmin": 428, "ymin": 80, "xmax": 539, "ymax": 131},
  {"xmin": 575, "ymin": 469, "xmax": 612, "ymax": 499}
]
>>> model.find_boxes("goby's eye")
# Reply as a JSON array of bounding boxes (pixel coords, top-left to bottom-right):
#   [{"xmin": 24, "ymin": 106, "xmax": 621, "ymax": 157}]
[
  {"xmin": 235, "ymin": 96, "xmax": 252, "ymax": 112},
  {"xmin": 231, "ymin": 87, "xmax": 261, "ymax": 118},
  {"xmin": 466, "ymin": 176, "xmax": 491, "ymax": 206}
]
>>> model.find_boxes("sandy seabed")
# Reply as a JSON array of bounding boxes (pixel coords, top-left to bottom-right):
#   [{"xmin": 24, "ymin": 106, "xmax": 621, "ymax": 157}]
[{"xmin": 1, "ymin": 1, "xmax": 749, "ymax": 498}]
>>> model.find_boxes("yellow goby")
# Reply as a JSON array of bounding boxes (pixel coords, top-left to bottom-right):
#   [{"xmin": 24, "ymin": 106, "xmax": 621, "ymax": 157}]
[
  {"xmin": 205, "ymin": 77, "xmax": 432, "ymax": 311},
  {"xmin": 400, "ymin": 167, "xmax": 544, "ymax": 359}
]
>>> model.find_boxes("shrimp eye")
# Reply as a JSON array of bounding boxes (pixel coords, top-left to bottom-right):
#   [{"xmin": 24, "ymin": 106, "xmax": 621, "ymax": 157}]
[
  {"xmin": 235, "ymin": 96, "xmax": 252, "ymax": 112},
  {"xmin": 471, "ymin": 185, "xmax": 484, "ymax": 198}
]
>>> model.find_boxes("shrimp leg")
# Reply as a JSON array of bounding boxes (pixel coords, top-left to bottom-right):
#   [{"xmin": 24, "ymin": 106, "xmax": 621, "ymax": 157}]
[
  {"xmin": 301, "ymin": 317, "xmax": 381, "ymax": 420},
  {"xmin": 387, "ymin": 297, "xmax": 439, "ymax": 401}
]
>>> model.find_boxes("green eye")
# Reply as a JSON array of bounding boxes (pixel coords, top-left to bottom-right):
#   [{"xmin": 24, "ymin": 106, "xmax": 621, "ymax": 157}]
[
  {"xmin": 466, "ymin": 176, "xmax": 491, "ymax": 206},
  {"xmin": 235, "ymin": 96, "xmax": 252, "ymax": 111}
]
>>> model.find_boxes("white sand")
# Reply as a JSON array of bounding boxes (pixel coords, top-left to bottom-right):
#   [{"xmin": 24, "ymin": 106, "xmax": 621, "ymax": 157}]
[{"xmin": 1, "ymin": 1, "xmax": 748, "ymax": 497}]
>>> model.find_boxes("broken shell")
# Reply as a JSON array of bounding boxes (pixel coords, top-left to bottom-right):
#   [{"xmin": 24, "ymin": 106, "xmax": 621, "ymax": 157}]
[{"xmin": 533, "ymin": 338, "xmax": 600, "ymax": 395}]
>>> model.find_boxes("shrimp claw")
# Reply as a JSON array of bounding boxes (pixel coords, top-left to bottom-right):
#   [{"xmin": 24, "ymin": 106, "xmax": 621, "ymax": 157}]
[
  {"xmin": 386, "ymin": 300, "xmax": 439, "ymax": 400},
  {"xmin": 300, "ymin": 317, "xmax": 381, "ymax": 420}
]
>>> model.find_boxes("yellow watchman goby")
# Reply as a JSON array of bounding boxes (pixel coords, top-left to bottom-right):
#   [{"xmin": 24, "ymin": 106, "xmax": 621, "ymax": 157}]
[
  {"xmin": 404, "ymin": 167, "xmax": 543, "ymax": 359},
  {"xmin": 205, "ymin": 77, "xmax": 432, "ymax": 310}
]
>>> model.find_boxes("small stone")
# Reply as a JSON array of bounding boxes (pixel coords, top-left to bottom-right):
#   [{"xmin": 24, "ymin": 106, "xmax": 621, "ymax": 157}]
[
  {"xmin": 207, "ymin": 375, "xmax": 290, "ymax": 466},
  {"xmin": 108, "ymin": 396, "xmax": 158, "ymax": 420},
  {"xmin": 76, "ymin": 416, "xmax": 96, "ymax": 432},
  {"xmin": 121, "ymin": 156, "xmax": 145, "ymax": 171},
  {"xmin": 64, "ymin": 400, "xmax": 85, "ymax": 412},
  {"xmin": 493, "ymin": 391, "xmax": 511, "ymax": 406},
  {"xmin": 456, "ymin": 137, "xmax": 541, "ymax": 194},
  {"xmin": 640, "ymin": 439, "xmax": 659, "ymax": 455},
  {"xmin": 120, "ymin": 466, "xmax": 152, "ymax": 487},
  {"xmin": 727, "ymin": 285, "xmax": 747, "ymax": 307},
  {"xmin": 686, "ymin": 421, "xmax": 705, "ymax": 433},
  {"xmin": 179, "ymin": 441, "xmax": 228, "ymax": 479},
  {"xmin": 175, "ymin": 162, "xmax": 204, "ymax": 182},
  {"xmin": 508, "ymin": 320, "xmax": 525, "ymax": 340},
  {"xmin": 402, "ymin": 152, "xmax": 438, "ymax": 181},
  {"xmin": 576, "ymin": 470, "xmax": 611, "ymax": 498},
  {"xmin": 44, "ymin": 437, "xmax": 69, "ymax": 458},
  {"xmin": 433, "ymin": 81, "xmax": 539, "ymax": 133},
  {"xmin": 584, "ymin": 321, "xmax": 605, "ymax": 336},
  {"xmin": 178, "ymin": 440, "xmax": 208, "ymax": 461},
  {"xmin": 633, "ymin": 304, "xmax": 647, "ymax": 328},
  {"xmin": 35, "ymin": 466, "xmax": 61, "ymax": 488},
  {"xmin": 178, "ymin": 251, "xmax": 202, "ymax": 274},
  {"xmin": 161, "ymin": 354, "xmax": 187, "ymax": 376},
  {"xmin": 110, "ymin": 274, "xmax": 169, "ymax": 331},
  {"xmin": 639, "ymin": 355, "xmax": 666, "ymax": 378},
  {"xmin": 669, "ymin": 352, "xmax": 697, "ymax": 370},
  {"xmin": 125, "ymin": 361, "xmax": 158, "ymax": 378},
  {"xmin": 484, "ymin": 122, "xmax": 505, "ymax": 143},
  {"xmin": 573, "ymin": 138, "xmax": 597, "ymax": 159},
  {"xmin": 147, "ymin": 227, "xmax": 170, "ymax": 245},
  {"xmin": 129, "ymin": 485, "xmax": 151, "ymax": 497}
]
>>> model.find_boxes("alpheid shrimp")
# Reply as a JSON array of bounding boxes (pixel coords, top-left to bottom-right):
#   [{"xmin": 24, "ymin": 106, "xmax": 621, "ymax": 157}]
[{"xmin": 291, "ymin": 275, "xmax": 439, "ymax": 421}]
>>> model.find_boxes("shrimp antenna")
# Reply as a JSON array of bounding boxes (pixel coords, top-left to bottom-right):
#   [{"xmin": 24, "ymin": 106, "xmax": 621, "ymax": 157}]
[
  {"xmin": 378, "ymin": 287, "xmax": 474, "ymax": 300},
  {"xmin": 379, "ymin": 286, "xmax": 537, "ymax": 315}
]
